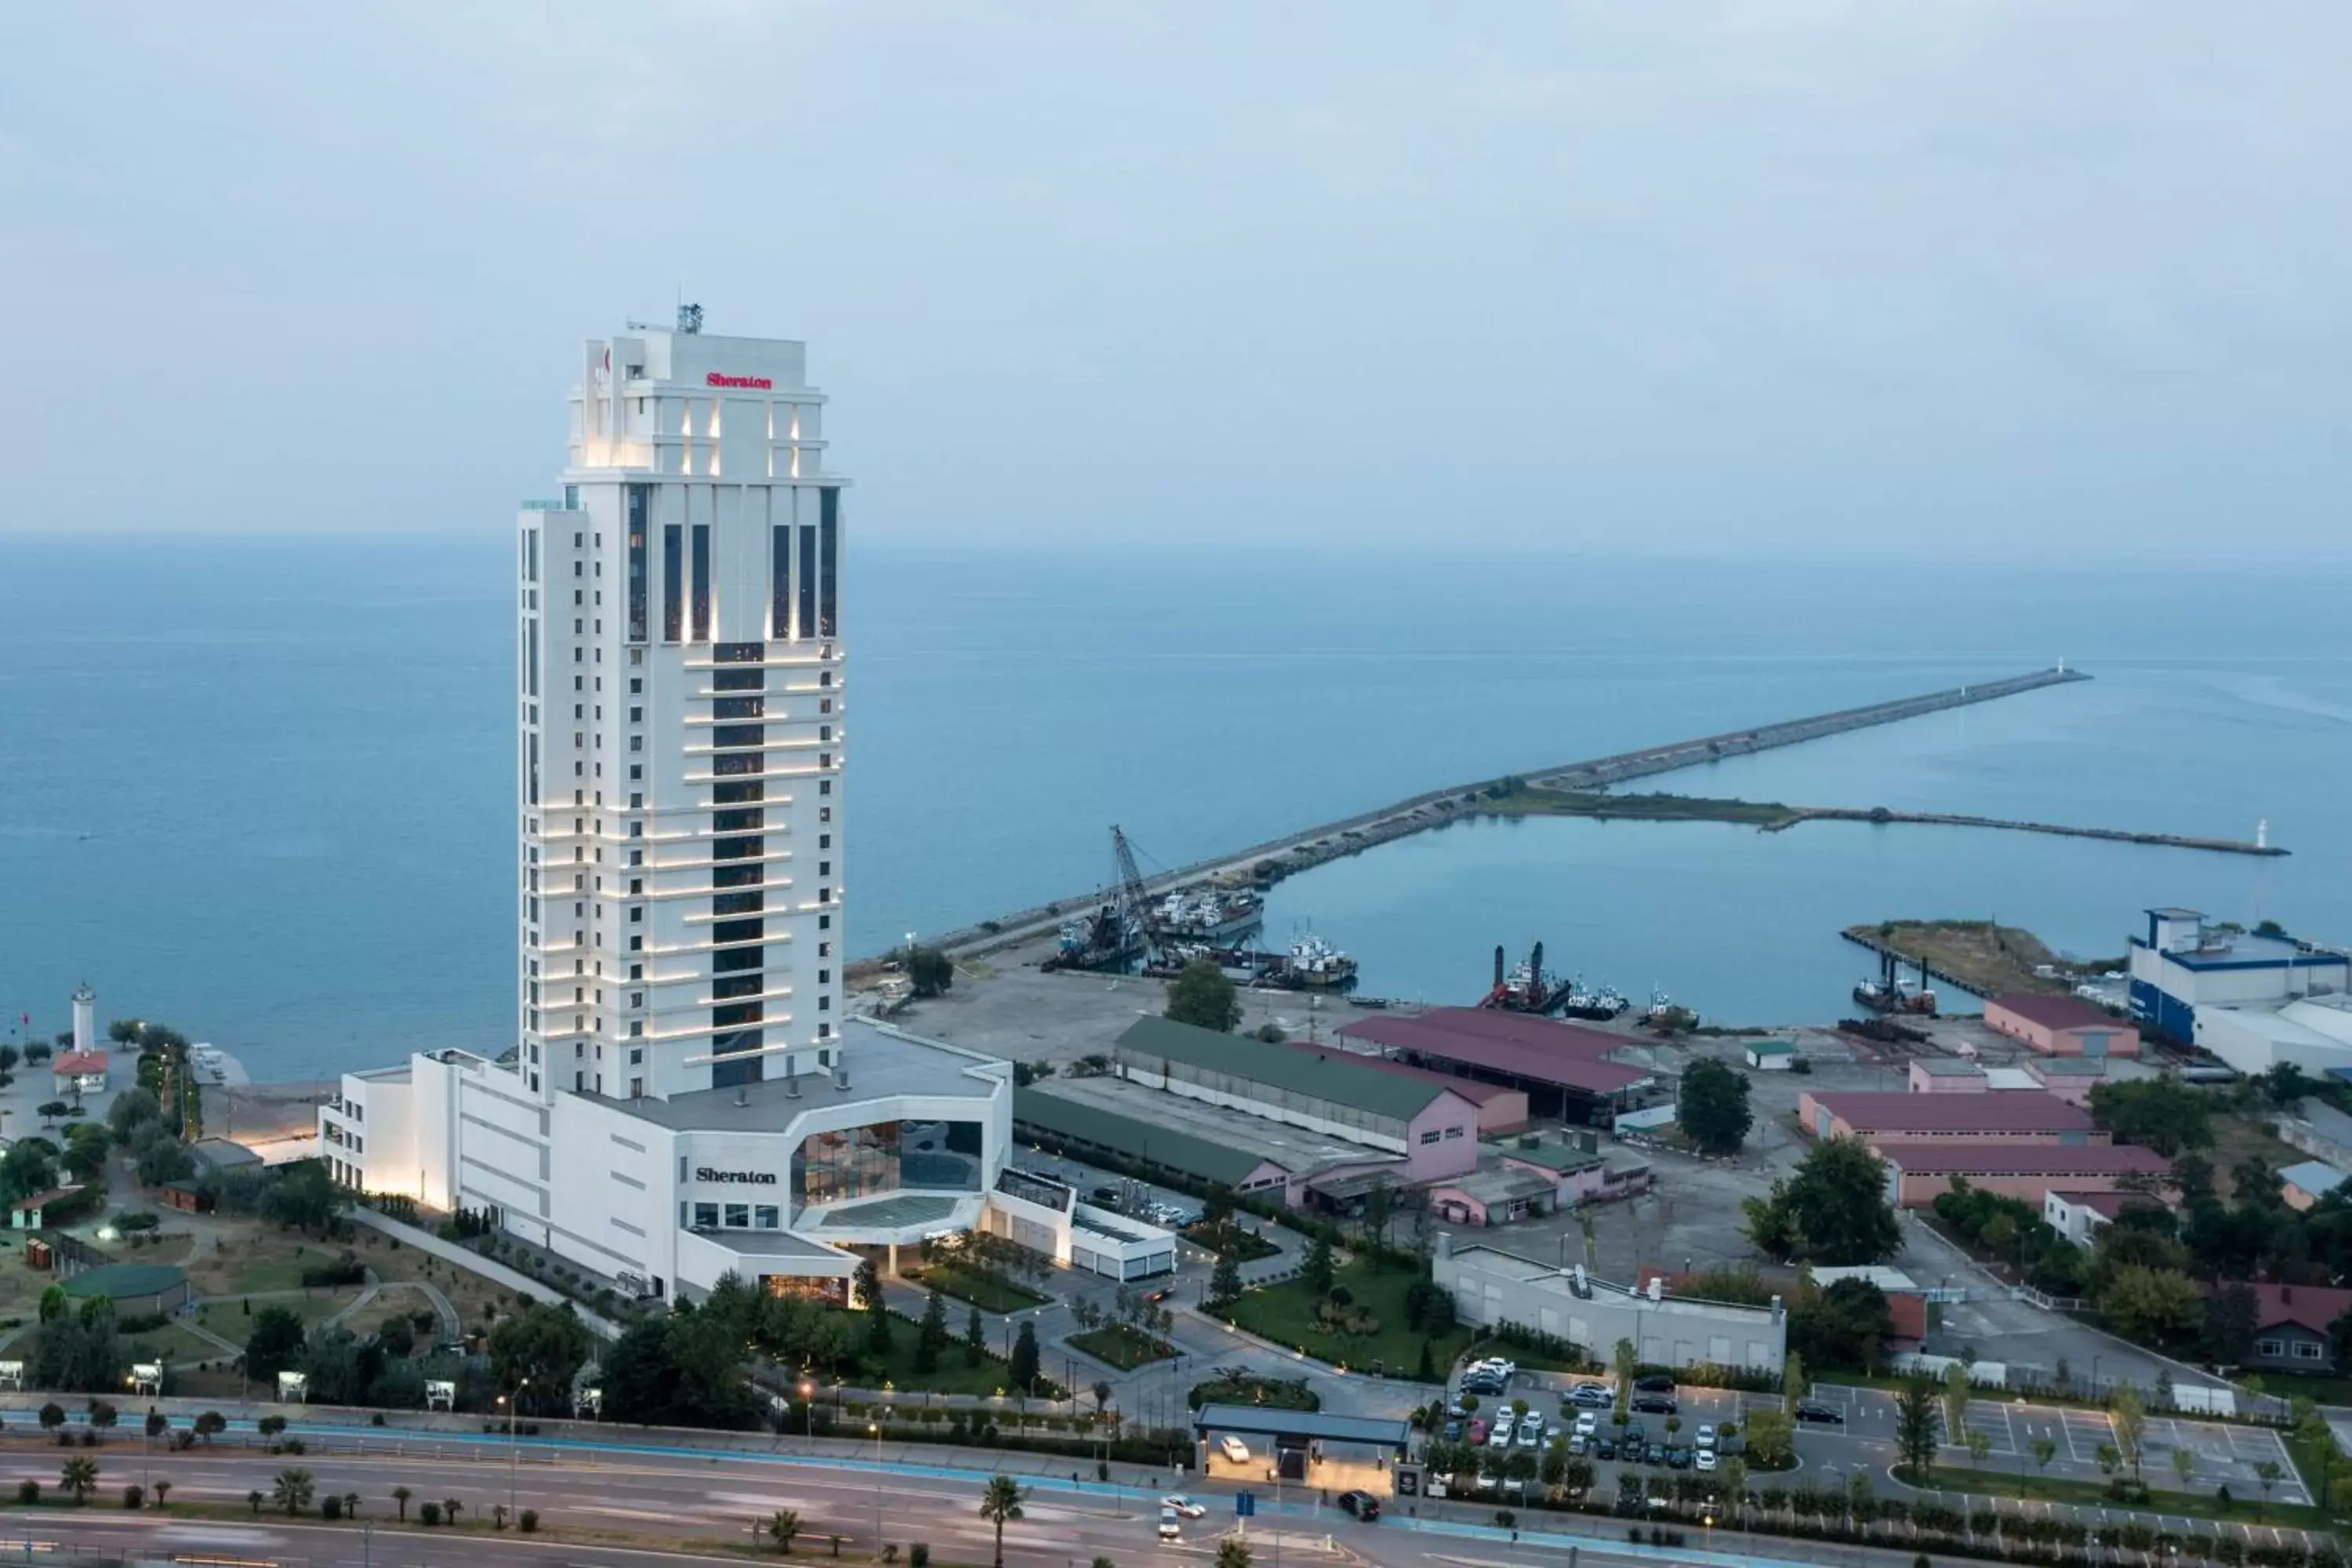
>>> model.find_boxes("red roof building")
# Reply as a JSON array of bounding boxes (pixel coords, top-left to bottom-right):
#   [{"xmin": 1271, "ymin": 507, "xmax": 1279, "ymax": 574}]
[
  {"xmin": 1799, "ymin": 1089, "xmax": 2099, "ymax": 1143},
  {"xmin": 1338, "ymin": 1009, "xmax": 1652, "ymax": 1112},
  {"xmin": 1984, "ymin": 994, "xmax": 2141, "ymax": 1058},
  {"xmin": 2202, "ymin": 1282, "xmax": 2352, "ymax": 1373},
  {"xmin": 1878, "ymin": 1142, "xmax": 2169, "ymax": 1207}
]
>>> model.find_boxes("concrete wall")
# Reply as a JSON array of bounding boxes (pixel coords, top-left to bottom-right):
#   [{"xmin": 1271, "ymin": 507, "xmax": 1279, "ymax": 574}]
[{"xmin": 1435, "ymin": 1246, "xmax": 1784, "ymax": 1373}]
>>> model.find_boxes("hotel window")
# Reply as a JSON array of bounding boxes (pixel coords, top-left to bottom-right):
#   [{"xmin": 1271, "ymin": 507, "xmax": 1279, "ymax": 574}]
[
  {"xmin": 797, "ymin": 524, "xmax": 816, "ymax": 641},
  {"xmin": 772, "ymin": 524, "xmax": 794, "ymax": 637},
  {"xmin": 693, "ymin": 1203, "xmax": 720, "ymax": 1229},
  {"xmin": 724, "ymin": 1203, "xmax": 750, "ymax": 1229},
  {"xmin": 818, "ymin": 487, "xmax": 840, "ymax": 636},
  {"xmin": 662, "ymin": 524, "xmax": 683, "ymax": 641},
  {"xmin": 691, "ymin": 524, "xmax": 712, "ymax": 641},
  {"xmin": 755, "ymin": 1205, "xmax": 780, "ymax": 1229}
]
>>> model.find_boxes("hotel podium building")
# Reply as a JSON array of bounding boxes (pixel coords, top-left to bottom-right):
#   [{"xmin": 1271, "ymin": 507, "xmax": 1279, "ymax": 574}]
[{"xmin": 316, "ymin": 319, "xmax": 1165, "ymax": 1301}]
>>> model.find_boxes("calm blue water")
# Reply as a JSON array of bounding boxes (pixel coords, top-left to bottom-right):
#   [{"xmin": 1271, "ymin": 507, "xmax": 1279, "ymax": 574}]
[{"xmin": 2, "ymin": 539, "xmax": 2346, "ymax": 1074}]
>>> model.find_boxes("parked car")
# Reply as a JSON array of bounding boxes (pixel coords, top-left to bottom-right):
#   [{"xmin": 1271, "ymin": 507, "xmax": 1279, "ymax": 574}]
[
  {"xmin": 1220, "ymin": 1436, "xmax": 1252, "ymax": 1464},
  {"xmin": 1632, "ymin": 1396, "xmax": 1677, "ymax": 1415},
  {"xmin": 1634, "ymin": 1374, "xmax": 1676, "ymax": 1393},
  {"xmin": 1619, "ymin": 1439, "xmax": 1646, "ymax": 1465},
  {"xmin": 1794, "ymin": 1403, "xmax": 1845, "ymax": 1426},
  {"xmin": 1486, "ymin": 1416, "xmax": 1517, "ymax": 1449},
  {"xmin": 1694, "ymin": 1424, "xmax": 1716, "ymax": 1450},
  {"xmin": 1594, "ymin": 1436, "xmax": 1616, "ymax": 1462},
  {"xmin": 1442, "ymin": 1419, "xmax": 1462, "ymax": 1443},
  {"xmin": 1517, "ymin": 1414, "xmax": 1545, "ymax": 1450},
  {"xmin": 1695, "ymin": 1449, "xmax": 1718, "ymax": 1472},
  {"xmin": 1566, "ymin": 1435, "xmax": 1588, "ymax": 1457},
  {"xmin": 1467, "ymin": 1418, "xmax": 1490, "ymax": 1446},
  {"xmin": 1460, "ymin": 1375, "xmax": 1504, "ymax": 1397},
  {"xmin": 1664, "ymin": 1446, "xmax": 1693, "ymax": 1471},
  {"xmin": 1338, "ymin": 1490, "xmax": 1381, "ymax": 1521},
  {"xmin": 1162, "ymin": 1496, "xmax": 1205, "ymax": 1519},
  {"xmin": 1573, "ymin": 1412, "xmax": 1597, "ymax": 1437},
  {"xmin": 1566, "ymin": 1383, "xmax": 1613, "ymax": 1408},
  {"xmin": 1158, "ymin": 1508, "xmax": 1181, "ymax": 1541}
]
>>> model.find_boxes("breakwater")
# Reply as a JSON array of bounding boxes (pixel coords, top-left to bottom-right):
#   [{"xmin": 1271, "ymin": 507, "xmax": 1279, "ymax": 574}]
[
  {"xmin": 911, "ymin": 666, "xmax": 2091, "ymax": 964},
  {"xmin": 1786, "ymin": 808, "xmax": 2283, "ymax": 857}
]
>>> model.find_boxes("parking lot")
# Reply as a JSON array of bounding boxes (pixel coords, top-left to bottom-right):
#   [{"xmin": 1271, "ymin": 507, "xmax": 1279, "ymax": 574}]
[{"xmin": 1471, "ymin": 1371, "xmax": 2312, "ymax": 1510}]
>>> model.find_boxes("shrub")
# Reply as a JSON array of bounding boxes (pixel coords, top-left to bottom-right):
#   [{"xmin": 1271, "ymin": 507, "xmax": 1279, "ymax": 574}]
[
  {"xmin": 421, "ymin": 1502, "xmax": 443, "ymax": 1526},
  {"xmin": 15, "ymin": 1481, "xmax": 37, "ymax": 1504},
  {"xmin": 321, "ymin": 1494, "xmax": 343, "ymax": 1520},
  {"xmin": 519, "ymin": 1508, "xmax": 539, "ymax": 1533},
  {"xmin": 123, "ymin": 1484, "xmax": 145, "ymax": 1509}
]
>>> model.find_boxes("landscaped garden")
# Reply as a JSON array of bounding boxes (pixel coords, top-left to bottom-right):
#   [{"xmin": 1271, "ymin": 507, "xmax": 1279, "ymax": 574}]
[
  {"xmin": 1214, "ymin": 1250, "xmax": 1470, "ymax": 1381},
  {"xmin": 1069, "ymin": 1322, "xmax": 1172, "ymax": 1370},
  {"xmin": 1187, "ymin": 1367, "xmax": 1318, "ymax": 1411},
  {"xmin": 905, "ymin": 1258, "xmax": 1047, "ymax": 1314},
  {"xmin": 1184, "ymin": 1217, "xmax": 1281, "ymax": 1262}
]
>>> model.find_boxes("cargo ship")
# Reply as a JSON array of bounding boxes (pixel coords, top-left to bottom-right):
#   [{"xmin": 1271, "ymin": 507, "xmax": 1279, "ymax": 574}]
[{"xmin": 1152, "ymin": 887, "xmax": 1265, "ymax": 942}]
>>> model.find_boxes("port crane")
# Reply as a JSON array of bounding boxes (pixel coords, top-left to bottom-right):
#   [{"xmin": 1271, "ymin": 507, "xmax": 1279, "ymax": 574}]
[{"xmin": 1110, "ymin": 825, "xmax": 1166, "ymax": 959}]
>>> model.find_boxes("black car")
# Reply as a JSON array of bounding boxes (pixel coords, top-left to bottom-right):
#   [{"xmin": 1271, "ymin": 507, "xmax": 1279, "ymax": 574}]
[
  {"xmin": 1338, "ymin": 1490, "xmax": 1381, "ymax": 1521},
  {"xmin": 1664, "ymin": 1446, "xmax": 1693, "ymax": 1471},
  {"xmin": 1631, "ymin": 1395, "xmax": 1677, "ymax": 1415},
  {"xmin": 1144, "ymin": 1286, "xmax": 1175, "ymax": 1303},
  {"xmin": 1633, "ymin": 1374, "xmax": 1676, "ymax": 1393},
  {"xmin": 1618, "ymin": 1439, "xmax": 1646, "ymax": 1464},
  {"xmin": 1443, "ymin": 1419, "xmax": 1462, "ymax": 1442},
  {"xmin": 1794, "ymin": 1402, "xmax": 1845, "ymax": 1426},
  {"xmin": 1594, "ymin": 1436, "xmax": 1616, "ymax": 1461}
]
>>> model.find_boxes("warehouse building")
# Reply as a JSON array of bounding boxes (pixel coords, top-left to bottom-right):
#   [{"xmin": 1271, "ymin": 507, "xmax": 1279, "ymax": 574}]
[
  {"xmin": 1984, "ymin": 993, "xmax": 2141, "ymax": 1058},
  {"xmin": 1338, "ymin": 1008, "xmax": 1653, "ymax": 1123},
  {"xmin": 2129, "ymin": 907, "xmax": 2348, "ymax": 1047},
  {"xmin": 2195, "ymin": 993, "xmax": 2352, "ymax": 1079},
  {"xmin": 1112, "ymin": 1017, "xmax": 1479, "ymax": 1179},
  {"xmin": 1013, "ymin": 1077, "xmax": 1405, "ymax": 1207},
  {"xmin": 1434, "ymin": 1237, "xmax": 1786, "ymax": 1374},
  {"xmin": 1877, "ymin": 1142, "xmax": 2169, "ymax": 1207},
  {"xmin": 1276, "ymin": 1040, "xmax": 1530, "ymax": 1135},
  {"xmin": 1799, "ymin": 1090, "xmax": 2100, "ymax": 1144}
]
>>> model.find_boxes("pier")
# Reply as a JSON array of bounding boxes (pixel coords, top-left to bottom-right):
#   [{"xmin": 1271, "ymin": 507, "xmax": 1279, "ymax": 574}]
[
  {"xmin": 913, "ymin": 666, "xmax": 2092, "ymax": 964},
  {"xmin": 1784, "ymin": 807, "xmax": 2284, "ymax": 857}
]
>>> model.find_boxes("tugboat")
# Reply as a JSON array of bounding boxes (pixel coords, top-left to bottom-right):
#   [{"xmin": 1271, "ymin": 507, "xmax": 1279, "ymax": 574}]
[
  {"xmin": 1152, "ymin": 887, "xmax": 1265, "ymax": 943},
  {"xmin": 1479, "ymin": 943, "xmax": 1567, "ymax": 1013},
  {"xmin": 1282, "ymin": 933, "xmax": 1359, "ymax": 989},
  {"xmin": 1853, "ymin": 949, "xmax": 1937, "ymax": 1017},
  {"xmin": 1559, "ymin": 979, "xmax": 1630, "ymax": 1021},
  {"xmin": 1048, "ymin": 902, "xmax": 1143, "ymax": 972}
]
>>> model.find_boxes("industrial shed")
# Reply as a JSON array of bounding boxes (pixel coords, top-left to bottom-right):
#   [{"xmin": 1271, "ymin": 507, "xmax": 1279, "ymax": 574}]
[{"xmin": 1338, "ymin": 1008, "xmax": 1653, "ymax": 1123}]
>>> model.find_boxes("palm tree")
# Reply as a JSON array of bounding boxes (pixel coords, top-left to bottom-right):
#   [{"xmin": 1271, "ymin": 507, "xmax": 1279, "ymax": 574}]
[
  {"xmin": 343, "ymin": 1492, "xmax": 361, "ymax": 1519},
  {"xmin": 978, "ymin": 1474, "xmax": 1024, "ymax": 1568},
  {"xmin": 768, "ymin": 1508, "xmax": 803, "ymax": 1555},
  {"xmin": 58, "ymin": 1457, "xmax": 99, "ymax": 1504},
  {"xmin": 445, "ymin": 1497, "xmax": 465, "ymax": 1526},
  {"xmin": 273, "ymin": 1468, "xmax": 316, "ymax": 1516},
  {"xmin": 153, "ymin": 1479, "xmax": 172, "ymax": 1508},
  {"xmin": 247, "ymin": 1490, "xmax": 265, "ymax": 1515},
  {"xmin": 392, "ymin": 1485, "xmax": 412, "ymax": 1521},
  {"xmin": 1216, "ymin": 1541, "xmax": 1253, "ymax": 1568}
]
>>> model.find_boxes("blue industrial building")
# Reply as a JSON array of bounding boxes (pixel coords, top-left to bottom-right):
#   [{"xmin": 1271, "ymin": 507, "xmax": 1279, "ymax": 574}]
[{"xmin": 2127, "ymin": 907, "xmax": 2350, "ymax": 1046}]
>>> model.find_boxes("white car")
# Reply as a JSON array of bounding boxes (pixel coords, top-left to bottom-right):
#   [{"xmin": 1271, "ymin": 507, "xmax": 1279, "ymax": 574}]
[
  {"xmin": 1694, "ymin": 1424, "xmax": 1716, "ymax": 1450},
  {"xmin": 1475, "ymin": 1357, "xmax": 1519, "ymax": 1379},
  {"xmin": 1219, "ymin": 1436, "xmax": 1251, "ymax": 1465},
  {"xmin": 1486, "ymin": 1415, "xmax": 1517, "ymax": 1449},
  {"xmin": 1162, "ymin": 1496, "xmax": 1205, "ymax": 1519},
  {"xmin": 1159, "ymin": 1508, "xmax": 1182, "ymax": 1540},
  {"xmin": 1695, "ymin": 1449, "xmax": 1718, "ymax": 1472},
  {"xmin": 1573, "ymin": 1412, "xmax": 1597, "ymax": 1437}
]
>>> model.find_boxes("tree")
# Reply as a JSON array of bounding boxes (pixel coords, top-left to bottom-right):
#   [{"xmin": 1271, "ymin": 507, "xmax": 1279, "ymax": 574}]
[
  {"xmin": 1216, "ymin": 1542, "xmax": 1252, "ymax": 1568},
  {"xmin": 87, "ymin": 1399, "xmax": 118, "ymax": 1439},
  {"xmin": 245, "ymin": 1306, "xmax": 308, "ymax": 1384},
  {"xmin": 2031, "ymin": 1436, "xmax": 2056, "ymax": 1476},
  {"xmin": 1676, "ymin": 1060, "xmax": 1753, "ymax": 1156},
  {"xmin": 1744, "ymin": 1409, "xmax": 1794, "ymax": 1468},
  {"xmin": 1942, "ymin": 1364, "xmax": 1971, "ymax": 1456},
  {"xmin": 2205, "ymin": 1282, "xmax": 2260, "ymax": 1365},
  {"xmin": 35, "ymin": 1099, "xmax": 71, "ymax": 1125},
  {"xmin": 1165, "ymin": 960, "xmax": 1241, "ymax": 1033},
  {"xmin": 154, "ymin": 1479, "xmax": 172, "ymax": 1508},
  {"xmin": 2172, "ymin": 1446, "xmax": 2196, "ymax": 1490},
  {"xmin": 1010, "ymin": 1321, "xmax": 1040, "ymax": 1393},
  {"xmin": 38, "ymin": 1402, "xmax": 64, "ymax": 1436},
  {"xmin": 106, "ymin": 1087, "xmax": 162, "ymax": 1140},
  {"xmin": 1208, "ymin": 1250, "xmax": 1242, "ymax": 1307},
  {"xmin": 488, "ymin": 1302, "xmax": 593, "ymax": 1414},
  {"xmin": 1782, "ymin": 1351, "xmax": 1806, "ymax": 1413},
  {"xmin": 392, "ymin": 1485, "xmax": 412, "ymax": 1521},
  {"xmin": 1360, "ymin": 1178, "xmax": 1396, "ymax": 1258},
  {"xmin": 38, "ymin": 1285, "xmax": 66, "ymax": 1324},
  {"xmin": 1895, "ymin": 1376, "xmax": 1940, "ymax": 1477},
  {"xmin": 1612, "ymin": 1338, "xmax": 1637, "ymax": 1419},
  {"xmin": 1788, "ymin": 1280, "xmax": 1893, "ymax": 1374},
  {"xmin": 906, "ymin": 946, "xmax": 954, "ymax": 999},
  {"xmin": 194, "ymin": 1410, "xmax": 227, "ymax": 1445},
  {"xmin": 61, "ymin": 1123, "xmax": 110, "ymax": 1183},
  {"xmin": 769, "ymin": 1507, "xmax": 803, "ymax": 1555},
  {"xmin": 273, "ymin": 1468, "xmax": 316, "ymax": 1515},
  {"xmin": 2098, "ymin": 1265, "xmax": 2202, "ymax": 1343},
  {"xmin": 2087, "ymin": 1080, "xmax": 2212, "ymax": 1158},
  {"xmin": 59, "ymin": 1457, "xmax": 98, "ymax": 1504},
  {"xmin": 1746, "ymin": 1139, "xmax": 1901, "ymax": 1265},
  {"xmin": 2109, "ymin": 1385, "xmax": 2146, "ymax": 1479},
  {"xmin": 1965, "ymin": 1430, "xmax": 1991, "ymax": 1472},
  {"xmin": 445, "ymin": 1498, "xmax": 465, "ymax": 1526},
  {"xmin": 2253, "ymin": 1459, "xmax": 2282, "ymax": 1513},
  {"xmin": 1301, "ymin": 1236, "xmax": 1335, "ymax": 1297},
  {"xmin": 962, "ymin": 1304, "xmax": 985, "ymax": 1367},
  {"xmin": 915, "ymin": 1291, "xmax": 949, "ymax": 1375},
  {"xmin": 978, "ymin": 1474, "xmax": 1025, "ymax": 1568},
  {"xmin": 0, "ymin": 1138, "xmax": 58, "ymax": 1205}
]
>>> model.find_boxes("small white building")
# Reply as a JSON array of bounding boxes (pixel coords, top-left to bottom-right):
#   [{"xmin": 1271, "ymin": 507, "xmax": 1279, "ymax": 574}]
[
  {"xmin": 1434, "ymin": 1237, "xmax": 1786, "ymax": 1374},
  {"xmin": 2196, "ymin": 994, "xmax": 2352, "ymax": 1079},
  {"xmin": 1744, "ymin": 1040, "xmax": 1797, "ymax": 1071}
]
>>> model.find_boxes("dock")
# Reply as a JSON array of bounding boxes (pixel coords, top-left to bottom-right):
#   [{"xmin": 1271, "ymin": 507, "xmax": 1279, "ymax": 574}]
[{"xmin": 908, "ymin": 666, "xmax": 2092, "ymax": 964}]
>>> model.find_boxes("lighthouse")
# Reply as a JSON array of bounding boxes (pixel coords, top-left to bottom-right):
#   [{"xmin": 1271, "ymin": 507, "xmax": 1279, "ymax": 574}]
[{"xmin": 71, "ymin": 983, "xmax": 95, "ymax": 1056}]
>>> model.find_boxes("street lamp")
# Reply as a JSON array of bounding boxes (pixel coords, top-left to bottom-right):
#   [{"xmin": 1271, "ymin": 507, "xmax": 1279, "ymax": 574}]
[
  {"xmin": 502, "ymin": 1377, "xmax": 531, "ymax": 1518},
  {"xmin": 800, "ymin": 1381, "xmax": 815, "ymax": 1439},
  {"xmin": 869, "ymin": 1421, "xmax": 883, "ymax": 1553}
]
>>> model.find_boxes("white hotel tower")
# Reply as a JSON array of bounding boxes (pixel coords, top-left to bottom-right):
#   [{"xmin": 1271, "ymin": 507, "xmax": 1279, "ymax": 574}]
[
  {"xmin": 521, "ymin": 314, "xmax": 845, "ymax": 1102},
  {"xmin": 318, "ymin": 317, "xmax": 1174, "ymax": 1305}
]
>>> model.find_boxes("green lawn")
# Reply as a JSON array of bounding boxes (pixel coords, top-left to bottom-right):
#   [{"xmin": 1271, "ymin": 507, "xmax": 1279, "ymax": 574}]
[
  {"xmin": 1218, "ymin": 1259, "xmax": 1469, "ymax": 1380},
  {"xmin": 905, "ymin": 1262, "xmax": 1047, "ymax": 1314},
  {"xmin": 1901, "ymin": 1465, "xmax": 2342, "ymax": 1534},
  {"xmin": 822, "ymin": 1308, "xmax": 1064, "ymax": 1399},
  {"xmin": 1184, "ymin": 1220, "xmax": 1281, "ymax": 1262},
  {"xmin": 1069, "ymin": 1323, "xmax": 1174, "ymax": 1371}
]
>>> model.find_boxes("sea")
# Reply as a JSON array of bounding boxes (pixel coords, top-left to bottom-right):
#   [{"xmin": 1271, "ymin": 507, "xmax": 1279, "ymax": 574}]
[{"xmin": 2, "ymin": 537, "xmax": 2347, "ymax": 1082}]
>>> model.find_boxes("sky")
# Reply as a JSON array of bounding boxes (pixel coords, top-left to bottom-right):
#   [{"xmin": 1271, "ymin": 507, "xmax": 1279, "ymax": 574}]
[{"xmin": 2, "ymin": 3, "xmax": 2347, "ymax": 561}]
